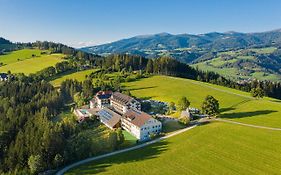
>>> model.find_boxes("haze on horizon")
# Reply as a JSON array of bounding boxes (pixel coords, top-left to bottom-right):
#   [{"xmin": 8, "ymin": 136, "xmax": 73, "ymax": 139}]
[{"xmin": 1, "ymin": 0, "xmax": 281, "ymax": 48}]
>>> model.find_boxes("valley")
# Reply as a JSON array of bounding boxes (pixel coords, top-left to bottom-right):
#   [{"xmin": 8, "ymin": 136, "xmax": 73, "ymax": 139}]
[{"xmin": 83, "ymin": 31, "xmax": 281, "ymax": 81}]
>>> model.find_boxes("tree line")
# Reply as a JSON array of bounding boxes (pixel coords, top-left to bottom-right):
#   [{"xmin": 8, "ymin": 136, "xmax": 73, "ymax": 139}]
[
  {"xmin": 4, "ymin": 40, "xmax": 281, "ymax": 100},
  {"xmin": 100, "ymin": 54, "xmax": 281, "ymax": 100},
  {"xmin": 0, "ymin": 77, "xmax": 124, "ymax": 174}
]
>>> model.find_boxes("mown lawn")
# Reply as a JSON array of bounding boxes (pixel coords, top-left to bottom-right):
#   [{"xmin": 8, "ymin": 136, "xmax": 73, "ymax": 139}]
[
  {"xmin": 66, "ymin": 122, "xmax": 281, "ymax": 175},
  {"xmin": 123, "ymin": 76, "xmax": 281, "ymax": 128},
  {"xmin": 0, "ymin": 53, "xmax": 64, "ymax": 74},
  {"xmin": 121, "ymin": 130, "xmax": 138, "ymax": 148},
  {"xmin": 50, "ymin": 69, "xmax": 99, "ymax": 87}
]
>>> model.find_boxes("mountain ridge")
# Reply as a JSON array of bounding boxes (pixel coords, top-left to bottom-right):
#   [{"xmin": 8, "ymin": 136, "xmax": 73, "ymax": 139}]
[{"xmin": 82, "ymin": 29, "xmax": 281, "ymax": 81}]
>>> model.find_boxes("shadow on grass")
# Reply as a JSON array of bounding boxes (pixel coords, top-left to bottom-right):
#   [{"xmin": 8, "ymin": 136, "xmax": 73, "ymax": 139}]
[
  {"xmin": 270, "ymin": 99, "xmax": 281, "ymax": 103},
  {"xmin": 68, "ymin": 140, "xmax": 169, "ymax": 174},
  {"xmin": 47, "ymin": 69, "xmax": 78, "ymax": 81},
  {"xmin": 140, "ymin": 96, "xmax": 158, "ymax": 100},
  {"xmin": 128, "ymin": 86, "xmax": 157, "ymax": 91},
  {"xmin": 198, "ymin": 120, "xmax": 211, "ymax": 126},
  {"xmin": 162, "ymin": 120, "xmax": 185, "ymax": 133},
  {"xmin": 220, "ymin": 110, "xmax": 278, "ymax": 119},
  {"xmin": 220, "ymin": 99, "xmax": 252, "ymax": 113}
]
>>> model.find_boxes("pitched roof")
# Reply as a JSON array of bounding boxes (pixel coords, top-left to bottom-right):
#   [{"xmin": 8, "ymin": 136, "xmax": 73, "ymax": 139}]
[
  {"xmin": 96, "ymin": 91, "xmax": 112, "ymax": 100},
  {"xmin": 111, "ymin": 92, "xmax": 134, "ymax": 105},
  {"xmin": 98, "ymin": 107, "xmax": 121, "ymax": 128},
  {"xmin": 123, "ymin": 109, "xmax": 153, "ymax": 128}
]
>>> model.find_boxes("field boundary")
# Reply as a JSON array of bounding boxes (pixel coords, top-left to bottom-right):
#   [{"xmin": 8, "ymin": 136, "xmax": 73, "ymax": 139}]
[
  {"xmin": 216, "ymin": 118, "xmax": 281, "ymax": 131},
  {"xmin": 168, "ymin": 76, "xmax": 254, "ymax": 99},
  {"xmin": 56, "ymin": 124, "xmax": 198, "ymax": 175}
]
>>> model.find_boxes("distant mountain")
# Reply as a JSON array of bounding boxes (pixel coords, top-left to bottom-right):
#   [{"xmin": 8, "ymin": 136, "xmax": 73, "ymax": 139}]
[
  {"xmin": 82, "ymin": 29, "xmax": 281, "ymax": 81},
  {"xmin": 83, "ymin": 29, "xmax": 281, "ymax": 57}
]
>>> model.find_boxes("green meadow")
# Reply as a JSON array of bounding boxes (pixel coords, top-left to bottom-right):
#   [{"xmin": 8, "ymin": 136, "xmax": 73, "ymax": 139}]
[
  {"xmin": 0, "ymin": 49, "xmax": 64, "ymax": 74},
  {"xmin": 50, "ymin": 69, "xmax": 99, "ymax": 87},
  {"xmin": 193, "ymin": 46, "xmax": 281, "ymax": 81},
  {"xmin": 0, "ymin": 49, "xmax": 44, "ymax": 64},
  {"xmin": 65, "ymin": 75, "xmax": 281, "ymax": 175},
  {"xmin": 123, "ymin": 76, "xmax": 281, "ymax": 128},
  {"xmin": 67, "ymin": 122, "xmax": 281, "ymax": 175}
]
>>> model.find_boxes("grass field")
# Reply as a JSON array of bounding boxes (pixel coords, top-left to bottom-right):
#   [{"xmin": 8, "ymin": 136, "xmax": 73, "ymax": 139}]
[
  {"xmin": 65, "ymin": 75, "xmax": 281, "ymax": 175},
  {"xmin": 50, "ymin": 69, "xmax": 99, "ymax": 87},
  {"xmin": 0, "ymin": 51, "xmax": 64, "ymax": 74},
  {"xmin": 0, "ymin": 49, "xmax": 45, "ymax": 65},
  {"xmin": 66, "ymin": 121, "xmax": 281, "ymax": 175},
  {"xmin": 123, "ymin": 76, "xmax": 281, "ymax": 128},
  {"xmin": 194, "ymin": 61, "xmax": 281, "ymax": 81},
  {"xmin": 121, "ymin": 131, "xmax": 138, "ymax": 148},
  {"xmin": 193, "ymin": 46, "xmax": 281, "ymax": 81}
]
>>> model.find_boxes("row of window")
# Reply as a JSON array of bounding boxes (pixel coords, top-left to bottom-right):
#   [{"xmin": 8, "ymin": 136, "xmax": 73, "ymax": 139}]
[{"xmin": 141, "ymin": 125, "xmax": 161, "ymax": 131}]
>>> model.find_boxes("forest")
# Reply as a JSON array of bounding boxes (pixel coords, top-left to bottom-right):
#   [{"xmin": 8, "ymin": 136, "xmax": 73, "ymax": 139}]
[{"xmin": 1, "ymin": 40, "xmax": 281, "ymax": 174}]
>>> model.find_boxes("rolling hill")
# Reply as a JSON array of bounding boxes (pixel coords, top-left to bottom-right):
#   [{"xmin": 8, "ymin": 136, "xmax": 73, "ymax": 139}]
[
  {"xmin": 82, "ymin": 29, "xmax": 281, "ymax": 81},
  {"xmin": 0, "ymin": 49, "xmax": 65, "ymax": 74},
  {"xmin": 193, "ymin": 47, "xmax": 281, "ymax": 81},
  {"xmin": 66, "ymin": 75, "xmax": 281, "ymax": 175}
]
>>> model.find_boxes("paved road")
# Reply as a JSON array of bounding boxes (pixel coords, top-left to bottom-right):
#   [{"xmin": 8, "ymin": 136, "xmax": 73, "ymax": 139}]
[
  {"xmin": 216, "ymin": 118, "xmax": 281, "ymax": 131},
  {"xmin": 56, "ymin": 124, "xmax": 198, "ymax": 175}
]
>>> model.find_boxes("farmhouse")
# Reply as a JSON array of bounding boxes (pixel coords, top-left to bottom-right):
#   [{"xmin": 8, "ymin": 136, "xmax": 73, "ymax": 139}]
[
  {"xmin": 90, "ymin": 91, "xmax": 112, "ymax": 109},
  {"xmin": 122, "ymin": 109, "xmax": 162, "ymax": 141},
  {"xmin": 97, "ymin": 107, "xmax": 121, "ymax": 130},
  {"xmin": 111, "ymin": 92, "xmax": 141, "ymax": 114}
]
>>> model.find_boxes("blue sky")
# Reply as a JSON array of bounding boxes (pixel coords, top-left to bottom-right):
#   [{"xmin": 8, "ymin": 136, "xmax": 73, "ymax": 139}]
[{"xmin": 1, "ymin": 0, "xmax": 281, "ymax": 47}]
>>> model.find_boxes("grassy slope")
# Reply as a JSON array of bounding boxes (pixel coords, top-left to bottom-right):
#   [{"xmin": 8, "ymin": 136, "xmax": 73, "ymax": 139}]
[
  {"xmin": 50, "ymin": 69, "xmax": 99, "ymax": 87},
  {"xmin": 193, "ymin": 47, "xmax": 281, "ymax": 81},
  {"xmin": 0, "ymin": 49, "xmax": 44, "ymax": 64},
  {"xmin": 66, "ymin": 75, "xmax": 281, "ymax": 175},
  {"xmin": 67, "ymin": 122, "xmax": 281, "ymax": 175},
  {"xmin": 123, "ymin": 76, "xmax": 281, "ymax": 128},
  {"xmin": 0, "ymin": 51, "xmax": 64, "ymax": 74}
]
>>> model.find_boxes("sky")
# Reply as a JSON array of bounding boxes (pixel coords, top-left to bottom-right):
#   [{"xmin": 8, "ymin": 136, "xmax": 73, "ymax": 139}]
[{"xmin": 1, "ymin": 0, "xmax": 281, "ymax": 48}]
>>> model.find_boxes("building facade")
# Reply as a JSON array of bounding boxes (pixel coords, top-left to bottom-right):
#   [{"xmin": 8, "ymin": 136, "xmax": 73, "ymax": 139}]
[
  {"xmin": 110, "ymin": 92, "xmax": 141, "ymax": 114},
  {"xmin": 90, "ymin": 91, "xmax": 112, "ymax": 109},
  {"xmin": 122, "ymin": 109, "xmax": 162, "ymax": 141}
]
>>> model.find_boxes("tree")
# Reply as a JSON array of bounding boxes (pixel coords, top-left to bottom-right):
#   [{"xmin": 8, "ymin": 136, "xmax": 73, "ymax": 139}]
[
  {"xmin": 202, "ymin": 95, "xmax": 219, "ymax": 117},
  {"xmin": 82, "ymin": 79, "xmax": 94, "ymax": 98},
  {"xmin": 168, "ymin": 101, "xmax": 176, "ymax": 111},
  {"xmin": 251, "ymin": 87, "xmax": 264, "ymax": 99},
  {"xmin": 28, "ymin": 155, "xmax": 44, "ymax": 174},
  {"xmin": 73, "ymin": 92, "xmax": 85, "ymax": 106},
  {"xmin": 116, "ymin": 128, "xmax": 124, "ymax": 146},
  {"xmin": 177, "ymin": 97, "xmax": 190, "ymax": 111},
  {"xmin": 179, "ymin": 116, "xmax": 190, "ymax": 125},
  {"xmin": 140, "ymin": 101, "xmax": 151, "ymax": 112},
  {"xmin": 53, "ymin": 154, "xmax": 64, "ymax": 169},
  {"xmin": 146, "ymin": 59, "xmax": 153, "ymax": 73}
]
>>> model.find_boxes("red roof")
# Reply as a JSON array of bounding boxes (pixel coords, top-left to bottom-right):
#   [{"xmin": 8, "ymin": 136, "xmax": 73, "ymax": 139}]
[{"xmin": 123, "ymin": 109, "xmax": 153, "ymax": 128}]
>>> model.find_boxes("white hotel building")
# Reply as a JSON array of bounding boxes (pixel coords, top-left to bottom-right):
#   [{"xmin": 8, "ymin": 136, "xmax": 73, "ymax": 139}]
[
  {"xmin": 110, "ymin": 92, "xmax": 141, "ymax": 114},
  {"xmin": 122, "ymin": 109, "xmax": 162, "ymax": 141}
]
